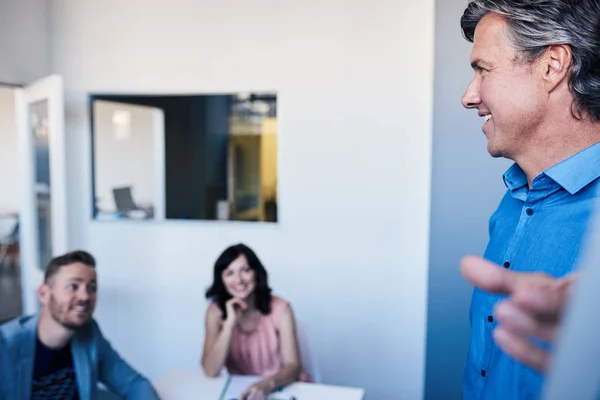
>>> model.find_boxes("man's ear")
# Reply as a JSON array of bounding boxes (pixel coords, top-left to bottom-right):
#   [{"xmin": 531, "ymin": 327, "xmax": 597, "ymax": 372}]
[
  {"xmin": 38, "ymin": 283, "xmax": 49, "ymax": 305},
  {"xmin": 542, "ymin": 44, "xmax": 572, "ymax": 92}
]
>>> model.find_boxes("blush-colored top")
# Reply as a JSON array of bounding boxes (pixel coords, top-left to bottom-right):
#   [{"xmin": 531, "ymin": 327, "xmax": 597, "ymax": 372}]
[{"xmin": 215, "ymin": 295, "xmax": 311, "ymax": 382}]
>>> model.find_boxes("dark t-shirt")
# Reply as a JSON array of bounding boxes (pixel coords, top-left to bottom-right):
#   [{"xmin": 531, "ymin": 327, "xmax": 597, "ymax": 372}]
[{"xmin": 31, "ymin": 337, "xmax": 79, "ymax": 400}]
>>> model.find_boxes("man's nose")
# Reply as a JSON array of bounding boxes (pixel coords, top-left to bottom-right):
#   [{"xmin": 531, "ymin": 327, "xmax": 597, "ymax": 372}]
[
  {"xmin": 461, "ymin": 79, "xmax": 481, "ymax": 109},
  {"xmin": 77, "ymin": 287, "xmax": 91, "ymax": 300}
]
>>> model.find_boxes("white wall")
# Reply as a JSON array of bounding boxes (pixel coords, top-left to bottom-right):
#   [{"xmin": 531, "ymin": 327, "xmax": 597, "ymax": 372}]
[
  {"xmin": 424, "ymin": 1, "xmax": 512, "ymax": 398},
  {"xmin": 51, "ymin": 1, "xmax": 435, "ymax": 399},
  {"xmin": 0, "ymin": 87, "xmax": 19, "ymax": 214},
  {"xmin": 0, "ymin": 0, "xmax": 50, "ymax": 84},
  {"xmin": 93, "ymin": 100, "xmax": 161, "ymax": 214}
]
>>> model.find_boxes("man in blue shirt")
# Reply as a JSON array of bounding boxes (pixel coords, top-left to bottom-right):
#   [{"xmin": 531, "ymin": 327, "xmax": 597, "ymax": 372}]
[
  {"xmin": 460, "ymin": 256, "xmax": 578, "ymax": 373},
  {"xmin": 459, "ymin": 1, "xmax": 600, "ymax": 399}
]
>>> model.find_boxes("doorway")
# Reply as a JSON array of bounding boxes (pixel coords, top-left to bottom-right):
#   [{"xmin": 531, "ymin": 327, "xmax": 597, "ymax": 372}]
[
  {"xmin": 0, "ymin": 74, "xmax": 67, "ymax": 322},
  {"xmin": 0, "ymin": 86, "xmax": 22, "ymax": 323}
]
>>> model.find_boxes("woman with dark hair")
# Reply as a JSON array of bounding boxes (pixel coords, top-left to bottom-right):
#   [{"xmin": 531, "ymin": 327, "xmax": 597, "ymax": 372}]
[{"xmin": 201, "ymin": 243, "xmax": 311, "ymax": 400}]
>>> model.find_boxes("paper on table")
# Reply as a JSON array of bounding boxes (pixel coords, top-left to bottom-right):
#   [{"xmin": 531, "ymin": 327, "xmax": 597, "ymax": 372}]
[
  {"xmin": 220, "ymin": 375, "xmax": 262, "ymax": 400},
  {"xmin": 154, "ymin": 370, "xmax": 229, "ymax": 400},
  {"xmin": 220, "ymin": 376, "xmax": 297, "ymax": 400}
]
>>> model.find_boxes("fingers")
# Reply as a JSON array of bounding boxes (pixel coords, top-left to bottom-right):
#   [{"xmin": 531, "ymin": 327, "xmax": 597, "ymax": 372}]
[
  {"xmin": 562, "ymin": 272, "xmax": 582, "ymax": 298},
  {"xmin": 462, "ymin": 256, "xmax": 581, "ymax": 373},
  {"xmin": 511, "ymin": 281, "xmax": 569, "ymax": 322},
  {"xmin": 494, "ymin": 300, "xmax": 557, "ymax": 343},
  {"xmin": 240, "ymin": 387, "xmax": 264, "ymax": 400},
  {"xmin": 461, "ymin": 256, "xmax": 574, "ymax": 326},
  {"xmin": 251, "ymin": 390, "xmax": 266, "ymax": 400},
  {"xmin": 492, "ymin": 279, "xmax": 570, "ymax": 372},
  {"xmin": 240, "ymin": 387, "xmax": 252, "ymax": 400},
  {"xmin": 460, "ymin": 256, "xmax": 519, "ymax": 294},
  {"xmin": 493, "ymin": 326, "xmax": 550, "ymax": 372},
  {"xmin": 227, "ymin": 298, "xmax": 248, "ymax": 309},
  {"xmin": 460, "ymin": 255, "xmax": 556, "ymax": 296},
  {"xmin": 225, "ymin": 298, "xmax": 248, "ymax": 316}
]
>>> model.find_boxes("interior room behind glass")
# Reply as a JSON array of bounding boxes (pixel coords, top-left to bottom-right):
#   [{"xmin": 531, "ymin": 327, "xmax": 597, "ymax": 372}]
[{"xmin": 90, "ymin": 92, "xmax": 278, "ymax": 223}]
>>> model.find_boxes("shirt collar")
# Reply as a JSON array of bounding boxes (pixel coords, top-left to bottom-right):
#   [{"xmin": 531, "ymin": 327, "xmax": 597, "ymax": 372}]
[
  {"xmin": 502, "ymin": 163, "xmax": 528, "ymax": 192},
  {"xmin": 502, "ymin": 142, "xmax": 600, "ymax": 195},
  {"xmin": 544, "ymin": 142, "xmax": 600, "ymax": 195}
]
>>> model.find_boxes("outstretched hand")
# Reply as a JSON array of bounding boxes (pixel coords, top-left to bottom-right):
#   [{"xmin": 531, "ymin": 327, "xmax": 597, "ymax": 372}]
[
  {"xmin": 460, "ymin": 255, "xmax": 578, "ymax": 372},
  {"xmin": 240, "ymin": 378, "xmax": 275, "ymax": 400}
]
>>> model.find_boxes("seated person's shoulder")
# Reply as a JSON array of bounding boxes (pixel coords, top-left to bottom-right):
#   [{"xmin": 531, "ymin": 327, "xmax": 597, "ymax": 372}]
[
  {"xmin": 269, "ymin": 295, "xmax": 295, "ymax": 323},
  {"xmin": 0, "ymin": 315, "xmax": 36, "ymax": 351},
  {"xmin": 83, "ymin": 317, "xmax": 102, "ymax": 336},
  {"xmin": 270, "ymin": 294, "xmax": 291, "ymax": 311},
  {"xmin": 206, "ymin": 301, "xmax": 223, "ymax": 320},
  {"xmin": 83, "ymin": 318, "xmax": 112, "ymax": 346}
]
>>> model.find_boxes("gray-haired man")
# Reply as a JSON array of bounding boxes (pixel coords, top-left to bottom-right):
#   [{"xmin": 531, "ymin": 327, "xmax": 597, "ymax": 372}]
[{"xmin": 459, "ymin": 1, "xmax": 600, "ymax": 399}]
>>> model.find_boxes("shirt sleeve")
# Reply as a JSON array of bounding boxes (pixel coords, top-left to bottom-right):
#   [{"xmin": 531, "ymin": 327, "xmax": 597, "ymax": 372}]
[
  {"xmin": 95, "ymin": 324, "xmax": 160, "ymax": 400},
  {"xmin": 0, "ymin": 331, "xmax": 5, "ymax": 396}
]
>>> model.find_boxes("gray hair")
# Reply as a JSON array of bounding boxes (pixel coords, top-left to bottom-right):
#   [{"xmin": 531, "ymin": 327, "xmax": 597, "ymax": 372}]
[{"xmin": 461, "ymin": 0, "xmax": 600, "ymax": 122}]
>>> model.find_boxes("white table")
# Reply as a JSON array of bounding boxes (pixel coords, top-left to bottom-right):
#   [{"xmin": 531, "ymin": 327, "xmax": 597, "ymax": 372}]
[
  {"xmin": 154, "ymin": 370, "xmax": 365, "ymax": 400},
  {"xmin": 274, "ymin": 381, "xmax": 365, "ymax": 399}
]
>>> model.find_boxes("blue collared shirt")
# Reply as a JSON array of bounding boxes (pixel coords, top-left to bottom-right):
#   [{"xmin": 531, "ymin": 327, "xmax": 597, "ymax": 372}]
[{"xmin": 463, "ymin": 142, "xmax": 600, "ymax": 400}]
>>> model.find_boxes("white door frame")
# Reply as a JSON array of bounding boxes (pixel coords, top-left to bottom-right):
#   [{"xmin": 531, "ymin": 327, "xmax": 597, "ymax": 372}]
[{"xmin": 15, "ymin": 74, "xmax": 67, "ymax": 315}]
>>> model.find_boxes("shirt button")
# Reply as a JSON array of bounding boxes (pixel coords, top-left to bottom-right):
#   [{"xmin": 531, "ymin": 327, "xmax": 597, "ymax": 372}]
[
  {"xmin": 487, "ymin": 315, "xmax": 494, "ymax": 323},
  {"xmin": 481, "ymin": 370, "xmax": 486, "ymax": 377},
  {"xmin": 526, "ymin": 208, "xmax": 534, "ymax": 216},
  {"xmin": 503, "ymin": 261, "xmax": 510, "ymax": 268}
]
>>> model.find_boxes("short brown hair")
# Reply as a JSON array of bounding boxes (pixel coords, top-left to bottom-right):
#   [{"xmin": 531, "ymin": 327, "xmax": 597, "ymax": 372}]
[{"xmin": 44, "ymin": 250, "xmax": 96, "ymax": 283}]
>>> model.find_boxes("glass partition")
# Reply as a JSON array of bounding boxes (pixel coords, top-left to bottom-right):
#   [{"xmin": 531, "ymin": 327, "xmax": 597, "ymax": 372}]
[
  {"xmin": 90, "ymin": 92, "xmax": 278, "ymax": 223},
  {"xmin": 30, "ymin": 100, "xmax": 53, "ymax": 270}
]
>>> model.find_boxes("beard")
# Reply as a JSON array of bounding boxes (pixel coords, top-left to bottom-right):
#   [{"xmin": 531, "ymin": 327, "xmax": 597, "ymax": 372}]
[{"xmin": 48, "ymin": 294, "xmax": 91, "ymax": 331}]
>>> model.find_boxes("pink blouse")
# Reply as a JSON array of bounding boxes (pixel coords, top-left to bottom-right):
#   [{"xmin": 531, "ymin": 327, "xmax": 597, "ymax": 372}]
[{"xmin": 219, "ymin": 295, "xmax": 311, "ymax": 382}]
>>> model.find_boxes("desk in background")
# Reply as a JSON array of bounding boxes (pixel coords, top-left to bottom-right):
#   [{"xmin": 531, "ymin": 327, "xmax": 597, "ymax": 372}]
[{"xmin": 154, "ymin": 370, "xmax": 366, "ymax": 400}]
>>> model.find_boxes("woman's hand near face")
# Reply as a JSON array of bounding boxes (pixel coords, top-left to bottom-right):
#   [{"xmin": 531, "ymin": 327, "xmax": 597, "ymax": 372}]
[
  {"xmin": 201, "ymin": 300, "xmax": 245, "ymax": 377},
  {"xmin": 224, "ymin": 297, "xmax": 247, "ymax": 329}
]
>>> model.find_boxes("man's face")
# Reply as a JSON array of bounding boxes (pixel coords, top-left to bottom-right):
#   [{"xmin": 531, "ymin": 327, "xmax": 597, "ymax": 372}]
[
  {"xmin": 39, "ymin": 262, "xmax": 97, "ymax": 330},
  {"xmin": 461, "ymin": 13, "xmax": 547, "ymax": 160}
]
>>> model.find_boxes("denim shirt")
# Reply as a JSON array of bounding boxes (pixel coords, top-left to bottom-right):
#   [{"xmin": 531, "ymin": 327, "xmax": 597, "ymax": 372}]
[{"xmin": 463, "ymin": 142, "xmax": 600, "ymax": 400}]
